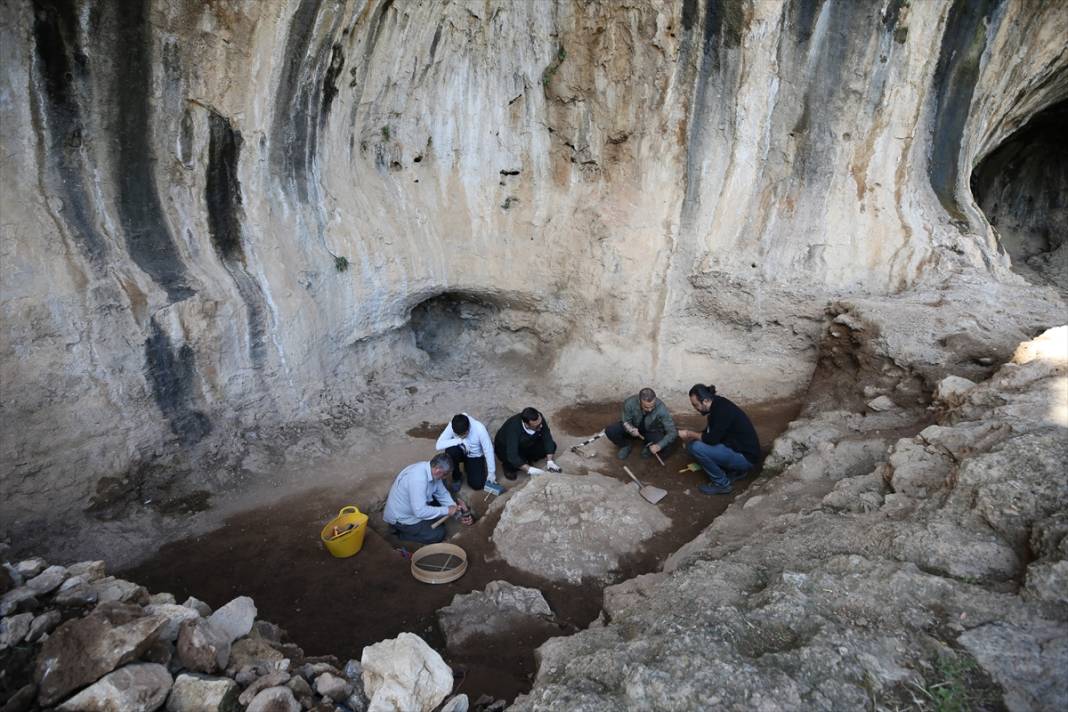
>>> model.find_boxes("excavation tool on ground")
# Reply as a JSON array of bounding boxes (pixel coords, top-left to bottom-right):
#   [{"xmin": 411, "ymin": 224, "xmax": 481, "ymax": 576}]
[
  {"xmin": 570, "ymin": 430, "xmax": 605, "ymax": 455},
  {"xmin": 411, "ymin": 543, "xmax": 468, "ymax": 584},
  {"xmin": 623, "ymin": 466, "xmax": 667, "ymax": 505}
]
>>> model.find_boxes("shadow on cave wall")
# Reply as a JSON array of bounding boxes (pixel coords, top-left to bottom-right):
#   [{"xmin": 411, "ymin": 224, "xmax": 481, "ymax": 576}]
[{"xmin": 972, "ymin": 100, "xmax": 1068, "ymax": 297}]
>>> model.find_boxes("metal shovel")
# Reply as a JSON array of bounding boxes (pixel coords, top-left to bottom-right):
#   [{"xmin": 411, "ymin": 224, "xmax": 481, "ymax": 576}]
[{"xmin": 623, "ymin": 466, "xmax": 667, "ymax": 505}]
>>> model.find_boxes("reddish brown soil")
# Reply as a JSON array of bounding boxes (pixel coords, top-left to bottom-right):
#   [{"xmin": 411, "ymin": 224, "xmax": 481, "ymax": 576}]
[{"xmin": 122, "ymin": 398, "xmax": 800, "ymax": 704}]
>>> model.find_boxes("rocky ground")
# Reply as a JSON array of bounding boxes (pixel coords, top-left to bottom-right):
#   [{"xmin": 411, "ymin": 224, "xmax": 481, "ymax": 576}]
[{"xmin": 513, "ymin": 324, "xmax": 1067, "ymax": 711}]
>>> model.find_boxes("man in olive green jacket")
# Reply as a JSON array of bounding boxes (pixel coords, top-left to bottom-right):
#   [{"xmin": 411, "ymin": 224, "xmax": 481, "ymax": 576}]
[{"xmin": 605, "ymin": 387, "xmax": 678, "ymax": 460}]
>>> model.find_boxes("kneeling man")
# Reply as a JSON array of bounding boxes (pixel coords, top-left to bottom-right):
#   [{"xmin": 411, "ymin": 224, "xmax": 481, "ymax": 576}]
[
  {"xmin": 605, "ymin": 387, "xmax": 677, "ymax": 460},
  {"xmin": 383, "ymin": 453, "xmax": 472, "ymax": 544},
  {"xmin": 436, "ymin": 413, "xmax": 497, "ymax": 493},
  {"xmin": 678, "ymin": 384, "xmax": 760, "ymax": 495}
]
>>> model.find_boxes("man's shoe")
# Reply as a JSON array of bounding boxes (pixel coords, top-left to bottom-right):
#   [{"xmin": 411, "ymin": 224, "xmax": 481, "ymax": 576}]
[
  {"xmin": 503, "ymin": 470, "xmax": 518, "ymax": 481},
  {"xmin": 698, "ymin": 482, "xmax": 733, "ymax": 495},
  {"xmin": 616, "ymin": 445, "xmax": 632, "ymax": 460},
  {"xmin": 640, "ymin": 446, "xmax": 653, "ymax": 459},
  {"xmin": 729, "ymin": 468, "xmax": 753, "ymax": 481}
]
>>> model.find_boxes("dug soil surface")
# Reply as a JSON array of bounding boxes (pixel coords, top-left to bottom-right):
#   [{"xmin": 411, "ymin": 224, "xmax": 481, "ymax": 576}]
[{"xmin": 123, "ymin": 398, "xmax": 800, "ymax": 703}]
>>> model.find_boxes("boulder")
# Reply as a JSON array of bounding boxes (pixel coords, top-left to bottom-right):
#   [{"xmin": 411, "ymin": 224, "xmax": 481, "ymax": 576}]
[
  {"xmin": 285, "ymin": 675, "xmax": 314, "ymax": 705},
  {"xmin": 361, "ymin": 632, "xmax": 452, "ymax": 712},
  {"xmin": 491, "ymin": 473, "xmax": 671, "ymax": 583},
  {"xmin": 53, "ymin": 576, "xmax": 98, "ymax": 607},
  {"xmin": 227, "ymin": 636, "xmax": 287, "ymax": 673},
  {"xmin": 149, "ymin": 593, "xmax": 177, "ymax": 605},
  {"xmin": 14, "ymin": 558, "xmax": 47, "ymax": 579},
  {"xmin": 35, "ymin": 601, "xmax": 167, "ymax": 706},
  {"xmin": 960, "ymin": 621, "xmax": 1068, "ymax": 711},
  {"xmin": 166, "ymin": 673, "xmax": 240, "ymax": 712},
  {"xmin": 314, "ymin": 671, "xmax": 352, "ymax": 701},
  {"xmin": 181, "ymin": 597, "xmax": 213, "ymax": 617},
  {"xmin": 934, "ymin": 375, "xmax": 977, "ymax": 406},
  {"xmin": 3, "ymin": 683, "xmax": 36, "ymax": 712},
  {"xmin": 207, "ymin": 596, "xmax": 256, "ymax": 643},
  {"xmin": 25, "ymin": 565, "xmax": 67, "ymax": 595},
  {"xmin": 866, "ymin": 395, "xmax": 897, "ymax": 412},
  {"xmin": 176, "ymin": 618, "xmax": 231, "ymax": 673},
  {"xmin": 245, "ymin": 686, "xmax": 300, "ymax": 712},
  {"xmin": 66, "ymin": 561, "xmax": 106, "ymax": 581},
  {"xmin": 1, "ymin": 612, "xmax": 34, "ymax": 649},
  {"xmin": 26, "ymin": 609, "xmax": 63, "ymax": 642},
  {"xmin": 239, "ymin": 671, "xmax": 292, "ymax": 706},
  {"xmin": 437, "ymin": 581, "xmax": 556, "ymax": 650},
  {"xmin": 56, "ymin": 663, "xmax": 172, "ymax": 712},
  {"xmin": 145, "ymin": 604, "xmax": 201, "ymax": 642},
  {"xmin": 0, "ymin": 587, "xmax": 38, "ymax": 616},
  {"xmin": 91, "ymin": 577, "xmax": 150, "ymax": 605}
]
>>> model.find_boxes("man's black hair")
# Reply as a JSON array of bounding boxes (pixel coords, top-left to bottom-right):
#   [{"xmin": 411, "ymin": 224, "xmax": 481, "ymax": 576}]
[
  {"xmin": 521, "ymin": 407, "xmax": 541, "ymax": 424},
  {"xmin": 430, "ymin": 452, "xmax": 453, "ymax": 473},
  {"xmin": 451, "ymin": 413, "xmax": 470, "ymax": 435},
  {"xmin": 688, "ymin": 384, "xmax": 716, "ymax": 401},
  {"xmin": 638, "ymin": 387, "xmax": 657, "ymax": 402}
]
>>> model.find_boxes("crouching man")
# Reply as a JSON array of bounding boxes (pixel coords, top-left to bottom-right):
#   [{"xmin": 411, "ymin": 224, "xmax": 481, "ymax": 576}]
[
  {"xmin": 383, "ymin": 453, "xmax": 473, "ymax": 544},
  {"xmin": 605, "ymin": 387, "xmax": 678, "ymax": 460},
  {"xmin": 678, "ymin": 384, "xmax": 761, "ymax": 496},
  {"xmin": 493, "ymin": 407, "xmax": 561, "ymax": 479}
]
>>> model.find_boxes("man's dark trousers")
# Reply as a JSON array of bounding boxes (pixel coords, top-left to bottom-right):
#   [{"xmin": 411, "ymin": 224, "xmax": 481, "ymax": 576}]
[
  {"xmin": 445, "ymin": 445, "xmax": 488, "ymax": 490},
  {"xmin": 605, "ymin": 421, "xmax": 668, "ymax": 452},
  {"xmin": 391, "ymin": 519, "xmax": 446, "ymax": 544},
  {"xmin": 499, "ymin": 440, "xmax": 550, "ymax": 475}
]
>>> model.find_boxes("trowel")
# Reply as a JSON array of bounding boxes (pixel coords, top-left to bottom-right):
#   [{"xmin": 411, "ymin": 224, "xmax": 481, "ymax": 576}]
[{"xmin": 623, "ymin": 466, "xmax": 667, "ymax": 505}]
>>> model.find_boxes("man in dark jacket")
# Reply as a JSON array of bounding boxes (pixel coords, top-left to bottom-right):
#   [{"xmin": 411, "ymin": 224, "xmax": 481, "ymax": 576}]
[
  {"xmin": 678, "ymin": 384, "xmax": 760, "ymax": 495},
  {"xmin": 493, "ymin": 407, "xmax": 561, "ymax": 479},
  {"xmin": 605, "ymin": 387, "xmax": 678, "ymax": 460}
]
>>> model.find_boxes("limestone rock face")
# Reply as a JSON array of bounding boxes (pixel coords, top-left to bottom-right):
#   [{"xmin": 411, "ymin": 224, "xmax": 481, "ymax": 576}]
[
  {"xmin": 492, "ymin": 473, "xmax": 671, "ymax": 583},
  {"xmin": 1, "ymin": 0, "xmax": 1066, "ymax": 563},
  {"xmin": 360, "ymin": 632, "xmax": 452, "ymax": 712}
]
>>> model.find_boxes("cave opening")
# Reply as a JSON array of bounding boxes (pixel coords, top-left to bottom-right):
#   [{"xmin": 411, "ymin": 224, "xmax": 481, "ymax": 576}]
[{"xmin": 971, "ymin": 99, "xmax": 1068, "ymax": 296}]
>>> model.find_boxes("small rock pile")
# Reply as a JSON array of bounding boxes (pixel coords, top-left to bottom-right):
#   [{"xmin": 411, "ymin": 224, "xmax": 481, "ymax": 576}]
[{"xmin": 0, "ymin": 557, "xmax": 477, "ymax": 712}]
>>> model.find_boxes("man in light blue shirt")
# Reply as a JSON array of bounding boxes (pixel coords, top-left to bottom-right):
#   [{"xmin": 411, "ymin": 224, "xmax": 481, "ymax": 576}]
[{"xmin": 383, "ymin": 453, "xmax": 472, "ymax": 544}]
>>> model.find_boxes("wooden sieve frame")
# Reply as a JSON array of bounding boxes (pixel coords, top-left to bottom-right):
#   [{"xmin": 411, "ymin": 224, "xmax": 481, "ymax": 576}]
[{"xmin": 410, "ymin": 542, "xmax": 468, "ymax": 584}]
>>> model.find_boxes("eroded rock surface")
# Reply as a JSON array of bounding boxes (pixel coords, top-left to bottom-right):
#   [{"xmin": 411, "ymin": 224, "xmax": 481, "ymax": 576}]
[
  {"xmin": 360, "ymin": 632, "xmax": 452, "ymax": 712},
  {"xmin": 492, "ymin": 473, "xmax": 671, "ymax": 584},
  {"xmin": 437, "ymin": 581, "xmax": 557, "ymax": 651},
  {"xmin": 515, "ymin": 327, "xmax": 1068, "ymax": 710}
]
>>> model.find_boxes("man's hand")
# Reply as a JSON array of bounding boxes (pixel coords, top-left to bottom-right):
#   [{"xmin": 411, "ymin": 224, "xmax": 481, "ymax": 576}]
[
  {"xmin": 528, "ymin": 466, "xmax": 547, "ymax": 476},
  {"xmin": 678, "ymin": 429, "xmax": 699, "ymax": 442},
  {"xmin": 648, "ymin": 443, "xmax": 661, "ymax": 455},
  {"xmin": 546, "ymin": 460, "xmax": 562, "ymax": 473},
  {"xmin": 447, "ymin": 505, "xmax": 460, "ymax": 516},
  {"xmin": 455, "ymin": 498, "xmax": 467, "ymax": 510},
  {"xmin": 624, "ymin": 422, "xmax": 640, "ymax": 437}
]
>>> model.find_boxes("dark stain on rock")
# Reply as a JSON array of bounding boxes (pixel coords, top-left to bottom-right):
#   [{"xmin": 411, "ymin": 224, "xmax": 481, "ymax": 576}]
[
  {"xmin": 929, "ymin": 0, "xmax": 1004, "ymax": 222},
  {"xmin": 793, "ymin": 0, "xmax": 827, "ymax": 45},
  {"xmin": 144, "ymin": 318, "xmax": 211, "ymax": 446},
  {"xmin": 206, "ymin": 111, "xmax": 245, "ymax": 262},
  {"xmin": 178, "ymin": 108, "xmax": 194, "ymax": 167},
  {"xmin": 206, "ymin": 111, "xmax": 270, "ymax": 366},
  {"xmin": 111, "ymin": 0, "xmax": 194, "ymax": 301},
  {"xmin": 30, "ymin": 0, "xmax": 107, "ymax": 266},
  {"xmin": 321, "ymin": 42, "xmax": 345, "ymax": 120},
  {"xmin": 270, "ymin": 0, "xmax": 324, "ymax": 199}
]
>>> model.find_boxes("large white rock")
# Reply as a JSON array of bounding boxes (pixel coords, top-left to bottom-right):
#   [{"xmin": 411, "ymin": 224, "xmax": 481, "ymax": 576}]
[
  {"xmin": 145, "ymin": 603, "xmax": 201, "ymax": 642},
  {"xmin": 361, "ymin": 632, "xmax": 453, "ymax": 712},
  {"xmin": 492, "ymin": 473, "xmax": 671, "ymax": 583},
  {"xmin": 207, "ymin": 596, "xmax": 256, "ymax": 644},
  {"xmin": 245, "ymin": 686, "xmax": 300, "ymax": 712},
  {"xmin": 437, "ymin": 581, "xmax": 556, "ymax": 649},
  {"xmin": 56, "ymin": 663, "xmax": 172, "ymax": 712},
  {"xmin": 166, "ymin": 673, "xmax": 239, "ymax": 712}
]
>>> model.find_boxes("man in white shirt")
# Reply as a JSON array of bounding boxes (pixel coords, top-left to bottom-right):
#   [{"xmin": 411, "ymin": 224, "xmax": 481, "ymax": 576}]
[
  {"xmin": 383, "ymin": 453, "xmax": 472, "ymax": 544},
  {"xmin": 435, "ymin": 413, "xmax": 497, "ymax": 492}
]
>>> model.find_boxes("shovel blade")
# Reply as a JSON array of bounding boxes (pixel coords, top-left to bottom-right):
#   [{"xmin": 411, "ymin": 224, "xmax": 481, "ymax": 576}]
[{"xmin": 640, "ymin": 485, "xmax": 667, "ymax": 505}]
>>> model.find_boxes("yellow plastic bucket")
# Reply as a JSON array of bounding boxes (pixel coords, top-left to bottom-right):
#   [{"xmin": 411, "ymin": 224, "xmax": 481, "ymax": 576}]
[{"xmin": 320, "ymin": 506, "xmax": 369, "ymax": 558}]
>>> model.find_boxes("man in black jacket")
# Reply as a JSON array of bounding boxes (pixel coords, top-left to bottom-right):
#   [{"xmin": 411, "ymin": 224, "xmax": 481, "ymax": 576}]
[
  {"xmin": 678, "ymin": 384, "xmax": 760, "ymax": 495},
  {"xmin": 493, "ymin": 407, "xmax": 561, "ymax": 480}
]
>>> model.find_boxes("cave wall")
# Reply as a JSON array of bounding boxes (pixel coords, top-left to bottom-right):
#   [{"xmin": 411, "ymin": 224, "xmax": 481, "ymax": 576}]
[{"xmin": 1, "ymin": 0, "xmax": 1066, "ymax": 528}]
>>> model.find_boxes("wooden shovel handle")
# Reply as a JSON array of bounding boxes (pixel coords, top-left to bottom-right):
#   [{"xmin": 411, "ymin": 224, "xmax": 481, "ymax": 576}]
[
  {"xmin": 622, "ymin": 466, "xmax": 644, "ymax": 487},
  {"xmin": 431, "ymin": 513, "xmax": 450, "ymax": 529}
]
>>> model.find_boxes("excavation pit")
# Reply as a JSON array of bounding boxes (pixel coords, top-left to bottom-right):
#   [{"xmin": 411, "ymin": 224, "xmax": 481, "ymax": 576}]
[{"xmin": 121, "ymin": 398, "xmax": 801, "ymax": 704}]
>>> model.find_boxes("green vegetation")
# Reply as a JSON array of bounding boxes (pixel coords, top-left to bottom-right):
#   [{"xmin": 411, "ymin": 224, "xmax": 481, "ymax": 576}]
[
  {"xmin": 542, "ymin": 46, "xmax": 566, "ymax": 87},
  {"xmin": 381, "ymin": 125, "xmax": 391, "ymax": 141},
  {"xmin": 334, "ymin": 255, "xmax": 349, "ymax": 273}
]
